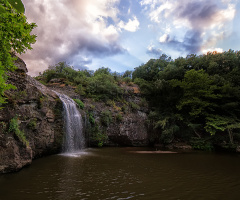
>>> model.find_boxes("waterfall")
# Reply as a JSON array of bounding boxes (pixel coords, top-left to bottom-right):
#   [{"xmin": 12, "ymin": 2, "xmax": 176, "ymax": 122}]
[{"xmin": 56, "ymin": 92, "xmax": 85, "ymax": 153}]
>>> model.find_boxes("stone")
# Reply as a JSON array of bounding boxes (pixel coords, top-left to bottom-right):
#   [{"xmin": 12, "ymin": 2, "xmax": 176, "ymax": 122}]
[{"xmin": 0, "ymin": 57, "xmax": 64, "ymax": 174}]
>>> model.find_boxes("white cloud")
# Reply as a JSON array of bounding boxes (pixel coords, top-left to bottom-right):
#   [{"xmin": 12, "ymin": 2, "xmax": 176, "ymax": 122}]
[
  {"xmin": 202, "ymin": 48, "xmax": 224, "ymax": 54},
  {"xmin": 118, "ymin": 16, "xmax": 140, "ymax": 32},
  {"xmin": 140, "ymin": 0, "xmax": 237, "ymax": 54},
  {"xmin": 146, "ymin": 44, "xmax": 162, "ymax": 56},
  {"xmin": 21, "ymin": 0, "xmax": 123, "ymax": 76},
  {"xmin": 159, "ymin": 34, "xmax": 169, "ymax": 43}
]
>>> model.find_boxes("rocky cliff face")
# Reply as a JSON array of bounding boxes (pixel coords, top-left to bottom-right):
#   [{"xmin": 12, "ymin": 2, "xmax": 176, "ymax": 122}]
[
  {"xmin": 0, "ymin": 57, "xmax": 150, "ymax": 173},
  {"xmin": 0, "ymin": 57, "xmax": 63, "ymax": 173},
  {"xmin": 48, "ymin": 82, "xmax": 149, "ymax": 147}
]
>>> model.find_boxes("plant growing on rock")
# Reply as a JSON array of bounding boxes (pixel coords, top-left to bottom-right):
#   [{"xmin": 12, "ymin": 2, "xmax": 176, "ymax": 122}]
[
  {"xmin": 74, "ymin": 99, "xmax": 84, "ymax": 109},
  {"xmin": 0, "ymin": 0, "xmax": 36, "ymax": 109},
  {"xmin": 27, "ymin": 118, "xmax": 37, "ymax": 130},
  {"xmin": 9, "ymin": 116, "xmax": 29, "ymax": 146},
  {"xmin": 89, "ymin": 124, "xmax": 108, "ymax": 147},
  {"xmin": 115, "ymin": 113, "xmax": 123, "ymax": 122},
  {"xmin": 100, "ymin": 110, "xmax": 112, "ymax": 126}
]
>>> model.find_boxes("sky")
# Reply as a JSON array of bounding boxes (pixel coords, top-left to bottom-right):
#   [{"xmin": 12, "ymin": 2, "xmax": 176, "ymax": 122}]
[{"xmin": 20, "ymin": 0, "xmax": 240, "ymax": 76}]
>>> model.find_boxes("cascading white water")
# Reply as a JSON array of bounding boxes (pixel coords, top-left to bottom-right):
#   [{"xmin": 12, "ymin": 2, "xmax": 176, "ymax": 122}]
[{"xmin": 56, "ymin": 92, "xmax": 85, "ymax": 153}]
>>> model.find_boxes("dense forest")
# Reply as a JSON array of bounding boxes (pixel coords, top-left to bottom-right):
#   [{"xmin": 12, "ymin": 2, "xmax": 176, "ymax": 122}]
[{"xmin": 36, "ymin": 50, "xmax": 240, "ymax": 151}]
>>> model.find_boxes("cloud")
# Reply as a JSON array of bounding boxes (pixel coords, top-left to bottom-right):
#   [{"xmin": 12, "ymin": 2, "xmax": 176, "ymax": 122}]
[
  {"xmin": 159, "ymin": 33, "xmax": 169, "ymax": 43},
  {"xmin": 202, "ymin": 48, "xmax": 224, "ymax": 54},
  {"xmin": 146, "ymin": 44, "xmax": 163, "ymax": 56},
  {"xmin": 141, "ymin": 0, "xmax": 237, "ymax": 55},
  {"xmin": 21, "ymin": 0, "xmax": 125, "ymax": 76},
  {"xmin": 118, "ymin": 16, "xmax": 140, "ymax": 32}
]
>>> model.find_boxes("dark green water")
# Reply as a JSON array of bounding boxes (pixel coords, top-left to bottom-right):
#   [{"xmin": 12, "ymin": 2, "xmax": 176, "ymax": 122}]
[{"xmin": 1, "ymin": 147, "xmax": 240, "ymax": 200}]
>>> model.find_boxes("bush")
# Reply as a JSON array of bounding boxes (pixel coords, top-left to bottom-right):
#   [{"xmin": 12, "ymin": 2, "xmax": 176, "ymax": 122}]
[
  {"xmin": 75, "ymin": 84, "xmax": 86, "ymax": 96},
  {"xmin": 89, "ymin": 124, "xmax": 108, "ymax": 147},
  {"xmin": 129, "ymin": 102, "xmax": 140, "ymax": 111},
  {"xmin": 116, "ymin": 113, "xmax": 123, "ymax": 122},
  {"xmin": 123, "ymin": 77, "xmax": 132, "ymax": 83},
  {"xmin": 74, "ymin": 99, "xmax": 84, "ymax": 109},
  {"xmin": 27, "ymin": 118, "xmax": 37, "ymax": 130},
  {"xmin": 190, "ymin": 137, "xmax": 214, "ymax": 151},
  {"xmin": 0, "ymin": 122, "xmax": 7, "ymax": 133},
  {"xmin": 100, "ymin": 110, "xmax": 112, "ymax": 126},
  {"xmin": 88, "ymin": 113, "xmax": 95, "ymax": 124},
  {"xmin": 9, "ymin": 117, "xmax": 29, "ymax": 146}
]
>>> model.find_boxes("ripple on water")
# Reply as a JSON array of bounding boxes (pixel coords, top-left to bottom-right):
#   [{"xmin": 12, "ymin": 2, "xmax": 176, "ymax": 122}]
[{"xmin": 59, "ymin": 150, "xmax": 92, "ymax": 157}]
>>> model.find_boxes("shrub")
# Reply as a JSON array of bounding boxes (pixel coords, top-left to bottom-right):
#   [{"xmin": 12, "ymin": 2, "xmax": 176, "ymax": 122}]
[
  {"xmin": 27, "ymin": 118, "xmax": 37, "ymax": 130},
  {"xmin": 9, "ymin": 117, "xmax": 29, "ymax": 146},
  {"xmin": 116, "ymin": 113, "xmax": 123, "ymax": 122},
  {"xmin": 100, "ymin": 110, "xmax": 112, "ymax": 126},
  {"xmin": 123, "ymin": 77, "xmax": 132, "ymax": 83},
  {"xmin": 74, "ymin": 99, "xmax": 84, "ymax": 109},
  {"xmin": 89, "ymin": 124, "xmax": 108, "ymax": 147},
  {"xmin": 75, "ymin": 84, "xmax": 86, "ymax": 96},
  {"xmin": 190, "ymin": 137, "xmax": 214, "ymax": 151},
  {"xmin": 121, "ymin": 105, "xmax": 128, "ymax": 113},
  {"xmin": 0, "ymin": 122, "xmax": 7, "ymax": 133},
  {"xmin": 89, "ymin": 113, "xmax": 95, "ymax": 124},
  {"xmin": 129, "ymin": 102, "xmax": 140, "ymax": 111}
]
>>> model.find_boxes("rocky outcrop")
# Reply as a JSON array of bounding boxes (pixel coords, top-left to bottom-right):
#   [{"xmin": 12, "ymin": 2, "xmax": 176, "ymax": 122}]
[
  {"xmin": 48, "ymin": 81, "xmax": 149, "ymax": 147},
  {"xmin": 108, "ymin": 111, "xmax": 148, "ymax": 146},
  {"xmin": 0, "ymin": 57, "xmax": 63, "ymax": 173}
]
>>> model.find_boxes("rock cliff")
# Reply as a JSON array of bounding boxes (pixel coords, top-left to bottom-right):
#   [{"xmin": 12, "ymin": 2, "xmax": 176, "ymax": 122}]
[
  {"xmin": 0, "ymin": 57, "xmax": 150, "ymax": 173},
  {"xmin": 47, "ymin": 81, "xmax": 149, "ymax": 147},
  {"xmin": 0, "ymin": 57, "xmax": 63, "ymax": 173}
]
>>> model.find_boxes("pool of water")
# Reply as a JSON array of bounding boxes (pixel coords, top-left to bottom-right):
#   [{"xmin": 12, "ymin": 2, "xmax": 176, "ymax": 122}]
[{"xmin": 1, "ymin": 147, "xmax": 240, "ymax": 200}]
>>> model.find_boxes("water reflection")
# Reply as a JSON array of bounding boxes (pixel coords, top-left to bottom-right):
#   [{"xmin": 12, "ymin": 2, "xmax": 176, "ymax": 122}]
[{"xmin": 1, "ymin": 148, "xmax": 240, "ymax": 200}]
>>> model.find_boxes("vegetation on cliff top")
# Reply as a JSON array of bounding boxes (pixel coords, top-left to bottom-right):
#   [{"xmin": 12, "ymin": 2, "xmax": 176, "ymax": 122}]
[{"xmin": 37, "ymin": 50, "xmax": 240, "ymax": 151}]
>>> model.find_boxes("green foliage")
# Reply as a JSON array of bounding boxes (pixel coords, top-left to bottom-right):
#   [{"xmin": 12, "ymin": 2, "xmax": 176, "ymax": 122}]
[
  {"xmin": 134, "ymin": 50, "xmax": 240, "ymax": 150},
  {"xmin": 132, "ymin": 54, "xmax": 172, "ymax": 81},
  {"xmin": 0, "ymin": 0, "xmax": 25, "ymax": 13},
  {"xmin": 89, "ymin": 124, "xmax": 108, "ymax": 147},
  {"xmin": 11, "ymin": 90, "xmax": 27, "ymax": 101},
  {"xmin": 0, "ymin": 121, "xmax": 7, "ymax": 133},
  {"xmin": 100, "ymin": 110, "xmax": 112, "ymax": 126},
  {"xmin": 129, "ymin": 102, "xmax": 140, "ymax": 111},
  {"xmin": 38, "ymin": 96, "xmax": 48, "ymax": 108},
  {"xmin": 9, "ymin": 116, "xmax": 29, "ymax": 146},
  {"xmin": 86, "ymin": 73, "xmax": 123, "ymax": 101},
  {"xmin": 27, "ymin": 118, "xmax": 37, "ymax": 130},
  {"xmin": 74, "ymin": 99, "xmax": 84, "ymax": 109},
  {"xmin": 75, "ymin": 84, "xmax": 86, "ymax": 96},
  {"xmin": 170, "ymin": 69, "xmax": 220, "ymax": 117},
  {"xmin": 116, "ymin": 113, "xmax": 123, "ymax": 122},
  {"xmin": 190, "ymin": 137, "xmax": 214, "ymax": 151},
  {"xmin": 123, "ymin": 70, "xmax": 132, "ymax": 78},
  {"xmin": 94, "ymin": 67, "xmax": 111, "ymax": 76},
  {"xmin": 123, "ymin": 77, "xmax": 131, "ymax": 84},
  {"xmin": 88, "ymin": 113, "xmax": 95, "ymax": 125},
  {"xmin": 0, "ymin": 0, "xmax": 36, "ymax": 108}
]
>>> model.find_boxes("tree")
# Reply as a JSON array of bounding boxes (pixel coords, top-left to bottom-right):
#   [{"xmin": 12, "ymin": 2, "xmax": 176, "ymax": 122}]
[{"xmin": 0, "ymin": 0, "xmax": 37, "ymax": 108}]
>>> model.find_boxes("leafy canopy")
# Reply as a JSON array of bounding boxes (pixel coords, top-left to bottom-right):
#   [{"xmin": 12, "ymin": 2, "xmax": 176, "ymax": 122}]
[{"xmin": 0, "ymin": 0, "xmax": 36, "ymax": 108}]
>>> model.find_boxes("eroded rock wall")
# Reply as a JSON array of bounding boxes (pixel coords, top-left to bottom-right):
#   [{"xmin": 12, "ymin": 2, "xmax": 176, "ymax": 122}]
[{"xmin": 0, "ymin": 57, "xmax": 63, "ymax": 173}]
